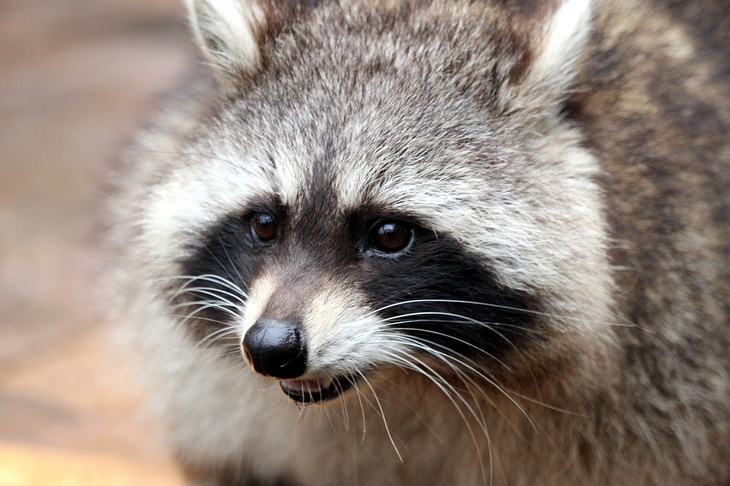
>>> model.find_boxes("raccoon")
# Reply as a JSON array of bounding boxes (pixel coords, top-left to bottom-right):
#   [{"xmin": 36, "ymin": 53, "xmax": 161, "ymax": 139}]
[{"xmin": 104, "ymin": 0, "xmax": 730, "ymax": 484}]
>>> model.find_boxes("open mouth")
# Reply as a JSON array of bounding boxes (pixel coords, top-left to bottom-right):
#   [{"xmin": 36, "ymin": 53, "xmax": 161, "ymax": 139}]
[{"xmin": 279, "ymin": 375, "xmax": 356, "ymax": 403}]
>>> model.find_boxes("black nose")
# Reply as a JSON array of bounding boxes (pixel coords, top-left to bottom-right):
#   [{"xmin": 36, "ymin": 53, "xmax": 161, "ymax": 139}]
[{"xmin": 243, "ymin": 318, "xmax": 307, "ymax": 379}]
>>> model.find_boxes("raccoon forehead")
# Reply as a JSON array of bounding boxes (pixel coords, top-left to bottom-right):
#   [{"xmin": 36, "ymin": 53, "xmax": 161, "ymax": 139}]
[{"xmin": 158, "ymin": 103, "xmax": 578, "ymax": 231}]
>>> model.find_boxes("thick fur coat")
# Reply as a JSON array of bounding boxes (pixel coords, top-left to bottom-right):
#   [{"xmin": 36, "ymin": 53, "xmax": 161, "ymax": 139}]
[{"xmin": 105, "ymin": 0, "xmax": 730, "ymax": 484}]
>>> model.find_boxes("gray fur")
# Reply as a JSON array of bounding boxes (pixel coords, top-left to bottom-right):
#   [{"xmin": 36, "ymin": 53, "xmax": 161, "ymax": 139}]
[{"xmin": 104, "ymin": 0, "xmax": 730, "ymax": 484}]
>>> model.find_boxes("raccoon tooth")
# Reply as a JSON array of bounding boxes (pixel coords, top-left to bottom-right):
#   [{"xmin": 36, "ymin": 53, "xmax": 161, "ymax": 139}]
[{"xmin": 320, "ymin": 377, "xmax": 333, "ymax": 389}]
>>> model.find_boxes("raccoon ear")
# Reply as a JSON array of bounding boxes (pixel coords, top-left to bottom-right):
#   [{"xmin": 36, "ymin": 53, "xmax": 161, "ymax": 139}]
[
  {"xmin": 185, "ymin": 0, "xmax": 265, "ymax": 80},
  {"xmin": 184, "ymin": 1, "xmax": 320, "ymax": 87},
  {"xmin": 503, "ymin": 0, "xmax": 593, "ymax": 117}
]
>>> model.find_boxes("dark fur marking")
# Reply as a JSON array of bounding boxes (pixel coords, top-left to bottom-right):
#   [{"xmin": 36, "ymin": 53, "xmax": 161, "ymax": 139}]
[
  {"xmin": 174, "ymin": 212, "xmax": 258, "ymax": 343},
  {"xmin": 348, "ymin": 206, "xmax": 541, "ymax": 362},
  {"xmin": 358, "ymin": 230, "xmax": 539, "ymax": 362},
  {"xmin": 176, "ymin": 200, "xmax": 539, "ymax": 364}
]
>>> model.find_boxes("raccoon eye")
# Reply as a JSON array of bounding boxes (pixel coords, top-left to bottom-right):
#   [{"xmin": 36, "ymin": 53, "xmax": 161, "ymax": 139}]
[
  {"xmin": 251, "ymin": 212, "xmax": 277, "ymax": 242},
  {"xmin": 370, "ymin": 221, "xmax": 412, "ymax": 255}
]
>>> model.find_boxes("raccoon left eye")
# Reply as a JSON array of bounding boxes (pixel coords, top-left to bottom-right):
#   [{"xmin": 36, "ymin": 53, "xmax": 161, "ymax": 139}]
[
  {"xmin": 369, "ymin": 221, "xmax": 413, "ymax": 255},
  {"xmin": 251, "ymin": 212, "xmax": 278, "ymax": 242}
]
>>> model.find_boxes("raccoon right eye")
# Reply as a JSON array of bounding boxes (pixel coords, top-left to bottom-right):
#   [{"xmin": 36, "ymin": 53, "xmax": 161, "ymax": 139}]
[
  {"xmin": 251, "ymin": 212, "xmax": 278, "ymax": 242},
  {"xmin": 368, "ymin": 221, "xmax": 413, "ymax": 256}
]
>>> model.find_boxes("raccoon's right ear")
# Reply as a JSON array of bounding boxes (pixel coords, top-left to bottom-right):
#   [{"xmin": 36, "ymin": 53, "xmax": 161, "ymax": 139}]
[
  {"xmin": 499, "ymin": 0, "xmax": 593, "ymax": 120},
  {"xmin": 184, "ymin": 0, "xmax": 320, "ymax": 88}
]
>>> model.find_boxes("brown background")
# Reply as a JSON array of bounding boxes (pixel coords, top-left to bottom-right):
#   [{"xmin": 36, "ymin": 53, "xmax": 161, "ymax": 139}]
[{"xmin": 1, "ymin": 0, "xmax": 196, "ymax": 483}]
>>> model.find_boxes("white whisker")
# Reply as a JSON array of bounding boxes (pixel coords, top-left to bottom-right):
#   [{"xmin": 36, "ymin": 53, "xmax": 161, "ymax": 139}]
[
  {"xmin": 387, "ymin": 334, "xmax": 536, "ymax": 431},
  {"xmin": 369, "ymin": 297, "xmax": 634, "ymax": 329},
  {"xmin": 355, "ymin": 370, "xmax": 403, "ymax": 462},
  {"xmin": 377, "ymin": 345, "xmax": 491, "ymax": 485}
]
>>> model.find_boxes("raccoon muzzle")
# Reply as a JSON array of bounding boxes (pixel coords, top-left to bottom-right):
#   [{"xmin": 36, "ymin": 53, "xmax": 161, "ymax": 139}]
[{"xmin": 243, "ymin": 317, "xmax": 357, "ymax": 404}]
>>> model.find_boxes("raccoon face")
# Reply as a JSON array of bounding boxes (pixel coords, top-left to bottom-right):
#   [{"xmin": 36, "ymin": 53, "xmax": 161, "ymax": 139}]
[
  {"xmin": 144, "ymin": 0, "xmax": 614, "ymax": 404},
  {"xmin": 181, "ymin": 196, "xmax": 539, "ymax": 403}
]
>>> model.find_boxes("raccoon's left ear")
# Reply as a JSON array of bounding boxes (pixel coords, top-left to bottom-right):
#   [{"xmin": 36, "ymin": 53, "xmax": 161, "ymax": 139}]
[
  {"xmin": 184, "ymin": 0, "xmax": 320, "ymax": 89},
  {"xmin": 502, "ymin": 0, "xmax": 593, "ymax": 118}
]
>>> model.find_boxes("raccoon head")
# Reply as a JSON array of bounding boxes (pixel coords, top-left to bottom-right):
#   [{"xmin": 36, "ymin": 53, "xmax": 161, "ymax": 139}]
[{"xmin": 145, "ymin": 0, "xmax": 615, "ymax": 404}]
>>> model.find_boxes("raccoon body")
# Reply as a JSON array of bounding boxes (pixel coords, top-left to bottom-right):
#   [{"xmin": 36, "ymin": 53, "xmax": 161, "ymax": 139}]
[{"xmin": 105, "ymin": 0, "xmax": 730, "ymax": 484}]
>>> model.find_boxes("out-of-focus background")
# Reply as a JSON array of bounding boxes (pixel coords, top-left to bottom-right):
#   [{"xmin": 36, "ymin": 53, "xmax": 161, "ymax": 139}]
[{"xmin": 1, "ymin": 0, "xmax": 194, "ymax": 483}]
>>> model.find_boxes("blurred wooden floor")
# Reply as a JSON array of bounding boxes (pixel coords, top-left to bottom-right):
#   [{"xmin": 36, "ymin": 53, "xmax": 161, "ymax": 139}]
[{"xmin": 0, "ymin": 0, "xmax": 195, "ymax": 483}]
